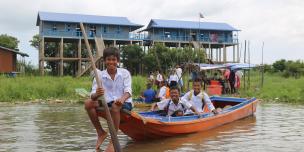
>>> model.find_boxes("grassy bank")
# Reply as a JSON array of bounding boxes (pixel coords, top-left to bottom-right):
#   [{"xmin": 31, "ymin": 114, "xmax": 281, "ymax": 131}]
[
  {"xmin": 0, "ymin": 76, "xmax": 91, "ymax": 102},
  {"xmin": 0, "ymin": 72, "xmax": 303, "ymax": 103},
  {"xmin": 0, "ymin": 75, "xmax": 146, "ymax": 102},
  {"xmin": 238, "ymin": 71, "xmax": 304, "ymax": 103}
]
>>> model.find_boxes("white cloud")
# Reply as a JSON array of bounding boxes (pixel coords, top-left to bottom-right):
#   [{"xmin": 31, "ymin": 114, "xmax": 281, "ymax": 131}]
[{"xmin": 0, "ymin": 0, "xmax": 303, "ymax": 65}]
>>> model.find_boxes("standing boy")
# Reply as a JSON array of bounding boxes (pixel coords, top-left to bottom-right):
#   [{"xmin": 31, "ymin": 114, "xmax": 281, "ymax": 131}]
[{"xmin": 84, "ymin": 47, "xmax": 132, "ymax": 151}]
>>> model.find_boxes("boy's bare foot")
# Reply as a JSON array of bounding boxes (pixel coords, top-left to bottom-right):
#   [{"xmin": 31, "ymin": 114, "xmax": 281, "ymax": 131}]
[
  {"xmin": 105, "ymin": 141, "xmax": 114, "ymax": 152},
  {"xmin": 95, "ymin": 132, "xmax": 108, "ymax": 150}
]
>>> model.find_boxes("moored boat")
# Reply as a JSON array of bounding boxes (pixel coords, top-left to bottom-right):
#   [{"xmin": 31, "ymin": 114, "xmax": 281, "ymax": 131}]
[{"xmin": 97, "ymin": 96, "xmax": 258, "ymax": 141}]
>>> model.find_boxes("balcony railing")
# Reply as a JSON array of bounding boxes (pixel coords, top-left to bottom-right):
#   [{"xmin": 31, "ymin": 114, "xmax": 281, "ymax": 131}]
[{"xmin": 41, "ymin": 30, "xmax": 238, "ymax": 43}]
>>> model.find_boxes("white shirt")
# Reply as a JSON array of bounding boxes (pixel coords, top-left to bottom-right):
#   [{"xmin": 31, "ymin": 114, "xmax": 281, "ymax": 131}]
[
  {"xmin": 169, "ymin": 74, "xmax": 178, "ymax": 83},
  {"xmin": 176, "ymin": 68, "xmax": 182, "ymax": 79},
  {"xmin": 157, "ymin": 99, "xmax": 192, "ymax": 116},
  {"xmin": 235, "ymin": 70, "xmax": 243, "ymax": 79},
  {"xmin": 149, "ymin": 74, "xmax": 154, "ymax": 80},
  {"xmin": 181, "ymin": 90, "xmax": 215, "ymax": 114},
  {"xmin": 90, "ymin": 68, "xmax": 132, "ymax": 103},
  {"xmin": 156, "ymin": 73, "xmax": 163, "ymax": 82},
  {"xmin": 158, "ymin": 86, "xmax": 167, "ymax": 100}
]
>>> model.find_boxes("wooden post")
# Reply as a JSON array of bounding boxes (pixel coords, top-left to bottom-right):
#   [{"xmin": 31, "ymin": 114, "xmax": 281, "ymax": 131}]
[
  {"xmin": 237, "ymin": 42, "xmax": 240, "ymax": 62},
  {"xmin": 223, "ymin": 44, "xmax": 227, "ymax": 63},
  {"xmin": 40, "ymin": 37, "xmax": 45, "ymax": 76},
  {"xmin": 60, "ymin": 38, "xmax": 64, "ymax": 76},
  {"xmin": 78, "ymin": 39, "xmax": 82, "ymax": 75},
  {"xmin": 233, "ymin": 45, "xmax": 235, "ymax": 62},
  {"xmin": 219, "ymin": 48, "xmax": 222, "ymax": 63},
  {"xmin": 80, "ymin": 23, "xmax": 121, "ymax": 152}
]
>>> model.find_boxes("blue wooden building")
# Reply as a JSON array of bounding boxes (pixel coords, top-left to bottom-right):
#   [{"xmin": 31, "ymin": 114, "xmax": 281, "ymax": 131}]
[
  {"xmin": 141, "ymin": 19, "xmax": 240, "ymax": 63},
  {"xmin": 37, "ymin": 12, "xmax": 240, "ymax": 76},
  {"xmin": 37, "ymin": 11, "xmax": 143, "ymax": 76}
]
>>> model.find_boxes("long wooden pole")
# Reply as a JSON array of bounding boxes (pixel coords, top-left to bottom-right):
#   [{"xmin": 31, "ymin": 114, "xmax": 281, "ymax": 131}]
[{"xmin": 80, "ymin": 23, "xmax": 121, "ymax": 152}]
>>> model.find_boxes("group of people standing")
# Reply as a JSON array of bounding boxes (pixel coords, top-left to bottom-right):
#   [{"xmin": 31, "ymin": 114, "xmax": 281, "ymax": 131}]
[{"xmin": 142, "ymin": 65, "xmax": 184, "ymax": 103}]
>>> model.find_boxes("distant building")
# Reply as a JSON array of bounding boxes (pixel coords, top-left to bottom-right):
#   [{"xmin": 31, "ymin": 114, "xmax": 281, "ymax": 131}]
[
  {"xmin": 0, "ymin": 46, "xmax": 29, "ymax": 73},
  {"xmin": 37, "ymin": 11, "xmax": 143, "ymax": 76},
  {"xmin": 37, "ymin": 11, "xmax": 240, "ymax": 76},
  {"xmin": 141, "ymin": 19, "xmax": 240, "ymax": 63}
]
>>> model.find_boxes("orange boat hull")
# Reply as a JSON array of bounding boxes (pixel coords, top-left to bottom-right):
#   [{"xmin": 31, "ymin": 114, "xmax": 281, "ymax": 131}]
[{"xmin": 98, "ymin": 97, "xmax": 258, "ymax": 141}]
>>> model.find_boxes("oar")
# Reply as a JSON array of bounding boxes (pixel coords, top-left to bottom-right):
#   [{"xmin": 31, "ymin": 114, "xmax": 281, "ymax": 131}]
[{"xmin": 79, "ymin": 23, "xmax": 121, "ymax": 152}]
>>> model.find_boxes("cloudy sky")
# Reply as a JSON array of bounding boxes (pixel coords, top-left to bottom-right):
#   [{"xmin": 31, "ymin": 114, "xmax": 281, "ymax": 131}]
[{"xmin": 1, "ymin": 0, "xmax": 303, "ymax": 66}]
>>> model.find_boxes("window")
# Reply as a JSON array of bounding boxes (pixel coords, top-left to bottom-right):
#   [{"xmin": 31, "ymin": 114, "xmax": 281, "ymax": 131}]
[
  {"xmin": 89, "ymin": 25, "xmax": 96, "ymax": 37},
  {"xmin": 67, "ymin": 24, "xmax": 71, "ymax": 31},
  {"xmin": 52, "ymin": 23, "xmax": 57, "ymax": 31},
  {"xmin": 103, "ymin": 26, "xmax": 107, "ymax": 33},
  {"xmin": 117, "ymin": 26, "xmax": 121, "ymax": 34},
  {"xmin": 164, "ymin": 32, "xmax": 171, "ymax": 38},
  {"xmin": 76, "ymin": 24, "xmax": 82, "ymax": 36}
]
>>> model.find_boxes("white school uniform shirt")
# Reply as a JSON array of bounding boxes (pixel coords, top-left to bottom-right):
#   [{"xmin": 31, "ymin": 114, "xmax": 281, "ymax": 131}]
[
  {"xmin": 181, "ymin": 90, "xmax": 215, "ymax": 114},
  {"xmin": 90, "ymin": 68, "xmax": 132, "ymax": 103},
  {"xmin": 158, "ymin": 86, "xmax": 167, "ymax": 100},
  {"xmin": 156, "ymin": 73, "xmax": 163, "ymax": 82},
  {"xmin": 168, "ymin": 74, "xmax": 178, "ymax": 83},
  {"xmin": 176, "ymin": 68, "xmax": 182, "ymax": 79},
  {"xmin": 156, "ymin": 99, "xmax": 192, "ymax": 116}
]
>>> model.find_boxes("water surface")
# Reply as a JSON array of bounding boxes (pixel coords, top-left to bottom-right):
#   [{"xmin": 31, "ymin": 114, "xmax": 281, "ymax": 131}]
[{"xmin": 0, "ymin": 102, "xmax": 303, "ymax": 152}]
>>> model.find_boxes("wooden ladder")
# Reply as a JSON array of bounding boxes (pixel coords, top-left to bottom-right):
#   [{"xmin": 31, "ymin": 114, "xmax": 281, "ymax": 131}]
[{"xmin": 76, "ymin": 36, "xmax": 105, "ymax": 77}]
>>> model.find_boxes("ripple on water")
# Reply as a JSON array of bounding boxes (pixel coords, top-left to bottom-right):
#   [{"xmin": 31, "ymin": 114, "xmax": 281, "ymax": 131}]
[{"xmin": 0, "ymin": 103, "xmax": 304, "ymax": 152}]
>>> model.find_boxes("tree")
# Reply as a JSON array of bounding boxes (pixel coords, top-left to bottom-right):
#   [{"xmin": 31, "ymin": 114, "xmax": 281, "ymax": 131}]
[
  {"xmin": 272, "ymin": 59, "xmax": 286, "ymax": 72},
  {"xmin": 0, "ymin": 34, "xmax": 19, "ymax": 49},
  {"xmin": 29, "ymin": 34, "xmax": 40, "ymax": 49},
  {"xmin": 121, "ymin": 45, "xmax": 144, "ymax": 75}
]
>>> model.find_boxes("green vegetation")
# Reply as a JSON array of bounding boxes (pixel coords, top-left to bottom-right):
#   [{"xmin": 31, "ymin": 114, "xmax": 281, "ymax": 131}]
[
  {"xmin": 0, "ymin": 76, "xmax": 91, "ymax": 102},
  {"xmin": 0, "ymin": 76, "xmax": 145, "ymax": 102},
  {"xmin": 238, "ymin": 70, "xmax": 304, "ymax": 103},
  {"xmin": 0, "ymin": 72, "xmax": 304, "ymax": 103},
  {"xmin": 0, "ymin": 34, "xmax": 19, "ymax": 49},
  {"xmin": 266, "ymin": 59, "xmax": 304, "ymax": 78}
]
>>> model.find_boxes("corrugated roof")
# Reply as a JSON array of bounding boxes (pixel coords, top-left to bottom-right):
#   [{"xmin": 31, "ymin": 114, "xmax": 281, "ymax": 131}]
[
  {"xmin": 145, "ymin": 19, "xmax": 239, "ymax": 31},
  {"xmin": 36, "ymin": 12, "xmax": 143, "ymax": 28},
  {"xmin": 0, "ymin": 46, "xmax": 29, "ymax": 57}
]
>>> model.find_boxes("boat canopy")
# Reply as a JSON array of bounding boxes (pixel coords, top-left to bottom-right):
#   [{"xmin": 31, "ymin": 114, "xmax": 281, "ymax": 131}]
[{"xmin": 192, "ymin": 63, "xmax": 258, "ymax": 71}]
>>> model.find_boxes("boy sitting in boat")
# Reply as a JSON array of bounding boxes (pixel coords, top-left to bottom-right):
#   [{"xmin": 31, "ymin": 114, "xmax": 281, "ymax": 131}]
[
  {"xmin": 181, "ymin": 78, "xmax": 219, "ymax": 115},
  {"xmin": 84, "ymin": 47, "xmax": 132, "ymax": 151},
  {"xmin": 151, "ymin": 86, "xmax": 200, "ymax": 117}
]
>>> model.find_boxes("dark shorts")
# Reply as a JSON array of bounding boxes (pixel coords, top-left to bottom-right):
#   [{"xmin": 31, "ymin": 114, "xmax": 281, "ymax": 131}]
[{"xmin": 106, "ymin": 101, "xmax": 133, "ymax": 111}]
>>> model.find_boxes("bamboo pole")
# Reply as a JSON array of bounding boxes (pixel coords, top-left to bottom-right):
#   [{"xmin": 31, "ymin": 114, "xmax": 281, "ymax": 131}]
[{"xmin": 80, "ymin": 23, "xmax": 121, "ymax": 152}]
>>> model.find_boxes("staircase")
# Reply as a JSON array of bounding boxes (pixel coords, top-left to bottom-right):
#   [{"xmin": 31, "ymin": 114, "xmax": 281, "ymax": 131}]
[{"xmin": 76, "ymin": 36, "xmax": 105, "ymax": 77}]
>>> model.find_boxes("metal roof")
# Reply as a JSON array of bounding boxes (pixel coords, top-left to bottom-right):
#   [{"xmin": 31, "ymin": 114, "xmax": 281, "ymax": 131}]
[
  {"xmin": 0, "ymin": 46, "xmax": 29, "ymax": 57},
  {"xmin": 145, "ymin": 19, "xmax": 239, "ymax": 31},
  {"xmin": 36, "ymin": 12, "xmax": 143, "ymax": 28}
]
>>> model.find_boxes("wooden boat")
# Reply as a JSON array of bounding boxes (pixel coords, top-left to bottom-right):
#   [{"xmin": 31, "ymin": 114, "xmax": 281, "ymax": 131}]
[{"xmin": 97, "ymin": 96, "xmax": 258, "ymax": 141}]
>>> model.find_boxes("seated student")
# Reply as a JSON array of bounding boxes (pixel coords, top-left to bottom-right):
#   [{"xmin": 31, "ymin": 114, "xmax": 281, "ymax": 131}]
[
  {"xmin": 140, "ymin": 83, "xmax": 156, "ymax": 103},
  {"xmin": 181, "ymin": 78, "xmax": 218, "ymax": 115},
  {"xmin": 157, "ymin": 81, "xmax": 170, "ymax": 101},
  {"xmin": 151, "ymin": 86, "xmax": 200, "ymax": 117}
]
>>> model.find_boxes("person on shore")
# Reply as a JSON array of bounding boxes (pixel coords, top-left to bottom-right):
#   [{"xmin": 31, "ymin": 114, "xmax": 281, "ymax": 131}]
[
  {"xmin": 175, "ymin": 64, "xmax": 183, "ymax": 89},
  {"xmin": 148, "ymin": 71, "xmax": 155, "ymax": 84},
  {"xmin": 151, "ymin": 86, "xmax": 200, "ymax": 117},
  {"xmin": 84, "ymin": 47, "xmax": 132, "ymax": 151},
  {"xmin": 140, "ymin": 83, "xmax": 156, "ymax": 103},
  {"xmin": 168, "ymin": 70, "xmax": 178, "ymax": 88},
  {"xmin": 181, "ymin": 78, "xmax": 218, "ymax": 115},
  {"xmin": 157, "ymin": 81, "xmax": 170, "ymax": 101},
  {"xmin": 229, "ymin": 69, "xmax": 236, "ymax": 94},
  {"xmin": 155, "ymin": 70, "xmax": 163, "ymax": 88}
]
